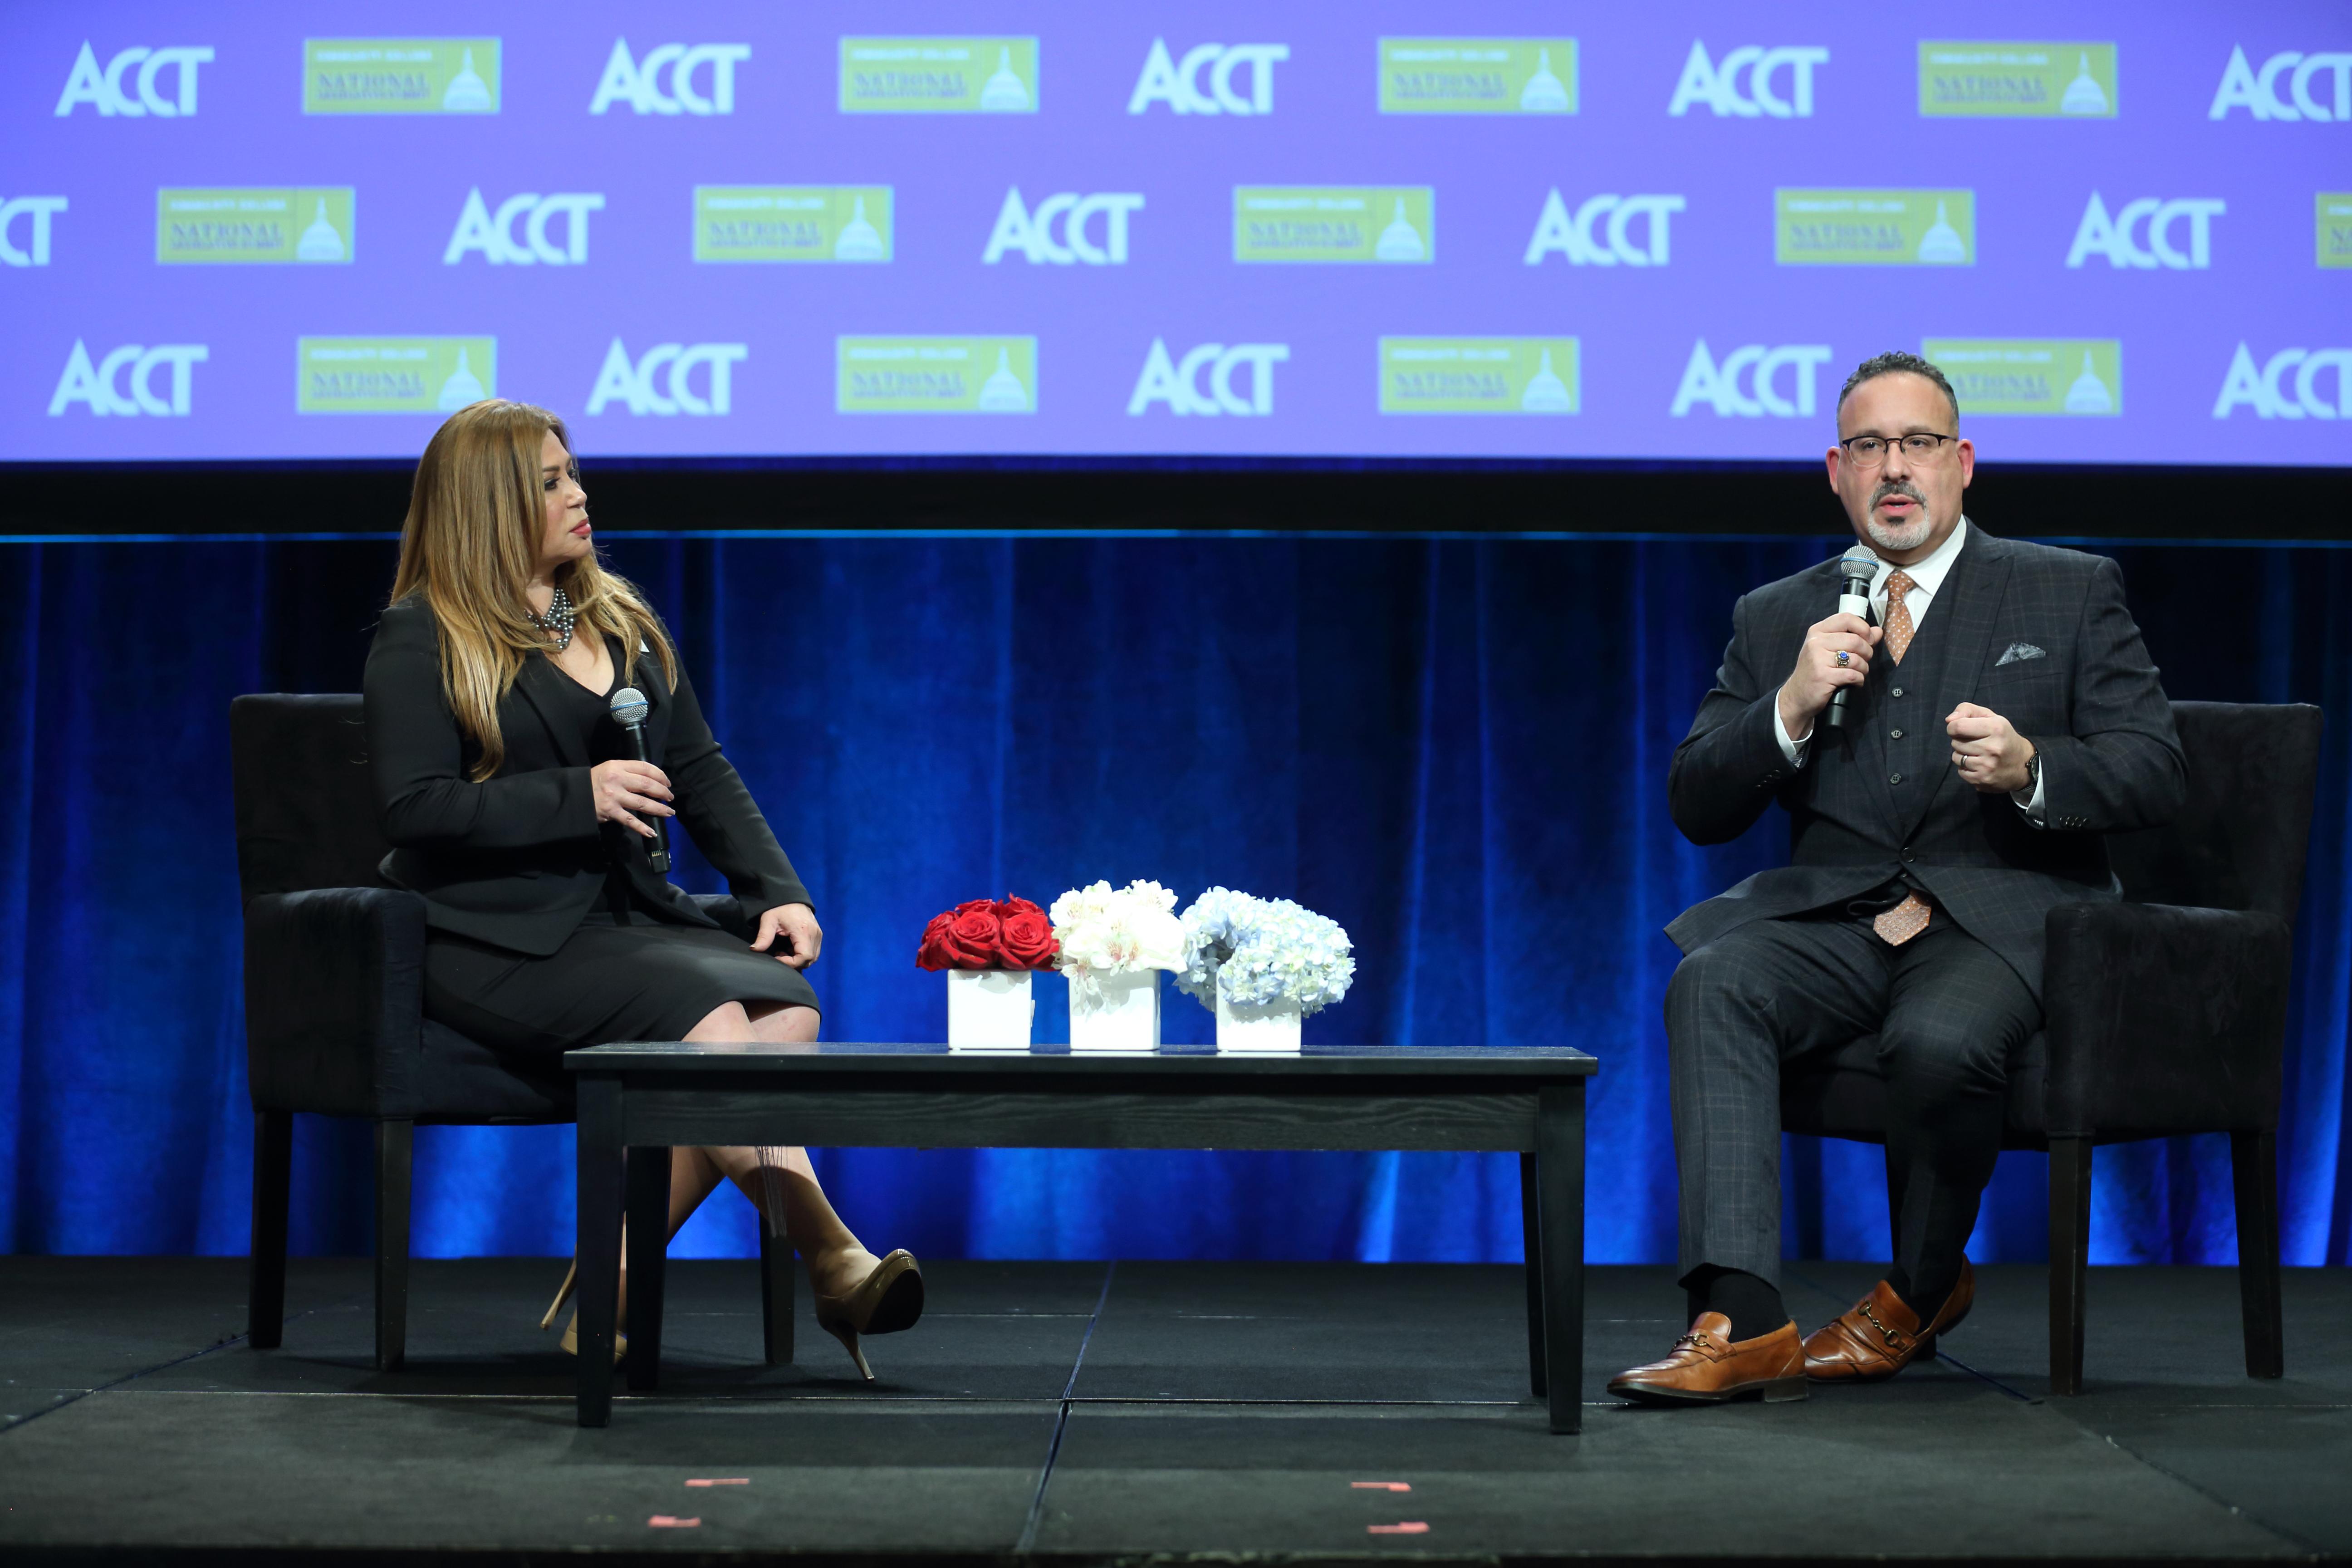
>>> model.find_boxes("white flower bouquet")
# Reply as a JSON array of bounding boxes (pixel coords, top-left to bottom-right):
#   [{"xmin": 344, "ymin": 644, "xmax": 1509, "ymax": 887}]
[
  {"xmin": 1051, "ymin": 880, "xmax": 1186, "ymax": 1049},
  {"xmin": 1176, "ymin": 888, "xmax": 1355, "ymax": 1051}
]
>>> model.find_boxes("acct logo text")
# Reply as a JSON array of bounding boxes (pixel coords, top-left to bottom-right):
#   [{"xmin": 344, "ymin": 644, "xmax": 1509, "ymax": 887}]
[
  {"xmin": 1669, "ymin": 42, "xmax": 1829, "ymax": 117},
  {"xmin": 1128, "ymin": 40, "xmax": 1289, "ymax": 115},
  {"xmin": 0, "ymin": 198, "xmax": 68, "ymax": 265},
  {"xmin": 1670, "ymin": 340, "xmax": 1834, "ymax": 416},
  {"xmin": 55, "ymin": 43, "xmax": 213, "ymax": 116},
  {"xmin": 2209, "ymin": 48, "xmax": 2352, "ymax": 121},
  {"xmin": 48, "ymin": 340, "xmax": 207, "ymax": 416},
  {"xmin": 2213, "ymin": 345, "xmax": 2351, "ymax": 419},
  {"xmin": 587, "ymin": 340, "xmax": 747, "ymax": 415},
  {"xmin": 984, "ymin": 189, "xmax": 1146, "ymax": 264},
  {"xmin": 589, "ymin": 40, "xmax": 751, "ymax": 114},
  {"xmin": 2066, "ymin": 194, "xmax": 2226, "ymax": 269},
  {"xmin": 1524, "ymin": 191, "xmax": 1685, "ymax": 266},
  {"xmin": 445, "ymin": 190, "xmax": 605, "ymax": 265},
  {"xmin": 1127, "ymin": 340, "xmax": 1289, "ymax": 416}
]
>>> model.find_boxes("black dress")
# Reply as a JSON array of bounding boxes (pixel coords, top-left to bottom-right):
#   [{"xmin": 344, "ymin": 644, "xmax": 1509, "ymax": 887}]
[
  {"xmin": 362, "ymin": 606, "xmax": 820, "ymax": 1055},
  {"xmin": 424, "ymin": 891, "xmax": 820, "ymax": 1056}
]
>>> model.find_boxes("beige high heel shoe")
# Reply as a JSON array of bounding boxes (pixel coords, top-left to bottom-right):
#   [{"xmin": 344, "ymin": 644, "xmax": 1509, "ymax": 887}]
[
  {"xmin": 735, "ymin": 1148, "xmax": 921, "ymax": 1381},
  {"xmin": 542, "ymin": 1259, "xmax": 628, "ymax": 1363},
  {"xmin": 811, "ymin": 1250, "xmax": 924, "ymax": 1381}
]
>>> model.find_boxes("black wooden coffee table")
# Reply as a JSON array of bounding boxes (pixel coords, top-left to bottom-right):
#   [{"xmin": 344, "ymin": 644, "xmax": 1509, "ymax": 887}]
[{"xmin": 564, "ymin": 1042, "xmax": 1597, "ymax": 1431}]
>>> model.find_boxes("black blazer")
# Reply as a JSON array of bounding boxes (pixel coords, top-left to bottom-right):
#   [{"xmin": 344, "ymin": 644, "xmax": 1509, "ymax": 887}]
[
  {"xmin": 1665, "ymin": 522, "xmax": 2185, "ymax": 996},
  {"xmin": 362, "ymin": 596, "xmax": 812, "ymax": 956}
]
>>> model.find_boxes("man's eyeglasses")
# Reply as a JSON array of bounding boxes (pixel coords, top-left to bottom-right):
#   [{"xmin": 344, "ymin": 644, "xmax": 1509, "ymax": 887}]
[{"xmin": 1839, "ymin": 433, "xmax": 1958, "ymax": 467}]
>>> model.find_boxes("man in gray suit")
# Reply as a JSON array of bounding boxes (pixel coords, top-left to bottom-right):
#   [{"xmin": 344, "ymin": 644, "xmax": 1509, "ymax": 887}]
[{"xmin": 1608, "ymin": 351, "xmax": 2184, "ymax": 1405}]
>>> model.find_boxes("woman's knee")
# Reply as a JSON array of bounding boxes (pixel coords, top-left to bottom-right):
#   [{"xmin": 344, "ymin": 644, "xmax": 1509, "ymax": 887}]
[
  {"xmin": 683, "ymin": 1000, "xmax": 755, "ymax": 1041},
  {"xmin": 748, "ymin": 1003, "xmax": 819, "ymax": 1044}
]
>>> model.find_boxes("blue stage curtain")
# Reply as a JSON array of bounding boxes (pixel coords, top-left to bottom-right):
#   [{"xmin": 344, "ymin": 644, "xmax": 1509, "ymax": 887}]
[{"xmin": 0, "ymin": 533, "xmax": 2345, "ymax": 1268}]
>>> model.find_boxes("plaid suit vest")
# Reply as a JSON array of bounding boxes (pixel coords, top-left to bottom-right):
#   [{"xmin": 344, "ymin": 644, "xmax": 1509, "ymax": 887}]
[{"xmin": 1855, "ymin": 598, "xmax": 1952, "ymax": 881}]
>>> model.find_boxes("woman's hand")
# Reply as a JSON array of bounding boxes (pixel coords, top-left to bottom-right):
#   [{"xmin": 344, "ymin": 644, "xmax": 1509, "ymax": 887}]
[
  {"xmin": 753, "ymin": 904, "xmax": 823, "ymax": 970},
  {"xmin": 590, "ymin": 759, "xmax": 673, "ymax": 838}
]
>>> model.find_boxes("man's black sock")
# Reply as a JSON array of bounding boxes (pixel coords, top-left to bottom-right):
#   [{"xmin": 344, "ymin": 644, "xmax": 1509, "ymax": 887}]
[
  {"xmin": 1893, "ymin": 1265, "xmax": 1956, "ymax": 1328},
  {"xmin": 1684, "ymin": 1267, "xmax": 1789, "ymax": 1342},
  {"xmin": 1886, "ymin": 1263, "xmax": 1950, "ymax": 1328},
  {"xmin": 1891, "ymin": 1184, "xmax": 1984, "ymax": 1327},
  {"xmin": 1887, "ymin": 1098, "xmax": 2004, "ymax": 1331}
]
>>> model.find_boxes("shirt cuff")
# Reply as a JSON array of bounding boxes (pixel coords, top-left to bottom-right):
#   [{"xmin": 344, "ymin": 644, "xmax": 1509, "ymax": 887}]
[
  {"xmin": 2012, "ymin": 760, "xmax": 2046, "ymax": 823},
  {"xmin": 1773, "ymin": 701, "xmax": 1811, "ymax": 769}
]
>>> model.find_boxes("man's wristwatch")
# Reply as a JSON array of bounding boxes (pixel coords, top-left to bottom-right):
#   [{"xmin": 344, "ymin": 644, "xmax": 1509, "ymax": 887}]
[{"xmin": 2023, "ymin": 748, "xmax": 2042, "ymax": 795}]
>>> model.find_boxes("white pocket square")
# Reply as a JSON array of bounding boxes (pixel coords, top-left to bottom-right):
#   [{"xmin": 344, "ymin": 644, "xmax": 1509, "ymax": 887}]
[{"xmin": 1995, "ymin": 642, "xmax": 2047, "ymax": 666}]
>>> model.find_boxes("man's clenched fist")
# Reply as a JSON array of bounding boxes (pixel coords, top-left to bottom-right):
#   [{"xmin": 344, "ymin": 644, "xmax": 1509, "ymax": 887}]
[{"xmin": 1947, "ymin": 702, "xmax": 2036, "ymax": 794}]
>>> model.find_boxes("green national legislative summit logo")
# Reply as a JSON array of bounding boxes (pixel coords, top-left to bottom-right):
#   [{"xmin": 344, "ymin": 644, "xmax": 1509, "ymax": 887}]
[
  {"xmin": 694, "ymin": 188, "xmax": 892, "ymax": 262},
  {"xmin": 1235, "ymin": 187, "xmax": 1435, "ymax": 263},
  {"xmin": 158, "ymin": 189, "xmax": 353, "ymax": 264},
  {"xmin": 1923, "ymin": 339, "xmax": 2121, "ymax": 416},
  {"xmin": 1778, "ymin": 189, "xmax": 1975, "ymax": 266},
  {"xmin": 304, "ymin": 39, "xmax": 499, "ymax": 113},
  {"xmin": 2320, "ymin": 195, "xmax": 2352, "ymax": 270},
  {"xmin": 837, "ymin": 337, "xmax": 1035, "ymax": 413},
  {"xmin": 1379, "ymin": 338, "xmax": 1578, "ymax": 414},
  {"xmin": 299, "ymin": 338, "xmax": 496, "ymax": 413},
  {"xmin": 1377, "ymin": 39, "xmax": 1576, "ymax": 114},
  {"xmin": 840, "ymin": 38, "xmax": 1036, "ymax": 113},
  {"xmin": 1918, "ymin": 42, "xmax": 2115, "ymax": 117}
]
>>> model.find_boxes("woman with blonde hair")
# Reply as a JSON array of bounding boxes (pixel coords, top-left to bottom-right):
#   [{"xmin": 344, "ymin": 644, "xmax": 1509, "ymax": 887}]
[{"xmin": 363, "ymin": 400, "xmax": 919, "ymax": 1377}]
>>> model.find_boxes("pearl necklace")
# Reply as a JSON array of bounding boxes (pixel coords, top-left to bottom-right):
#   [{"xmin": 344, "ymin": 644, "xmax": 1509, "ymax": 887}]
[{"xmin": 528, "ymin": 587, "xmax": 576, "ymax": 652}]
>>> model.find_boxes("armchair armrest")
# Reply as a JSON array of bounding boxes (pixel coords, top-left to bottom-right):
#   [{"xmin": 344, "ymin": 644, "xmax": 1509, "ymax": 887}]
[
  {"xmin": 2041, "ymin": 901, "xmax": 2291, "ymax": 1140},
  {"xmin": 244, "ymin": 887, "xmax": 427, "ymax": 1119}
]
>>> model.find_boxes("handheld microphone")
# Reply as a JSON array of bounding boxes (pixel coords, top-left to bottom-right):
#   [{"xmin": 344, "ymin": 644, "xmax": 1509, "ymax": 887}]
[
  {"xmin": 1823, "ymin": 545, "xmax": 1880, "ymax": 732},
  {"xmin": 606, "ymin": 686, "xmax": 670, "ymax": 873}
]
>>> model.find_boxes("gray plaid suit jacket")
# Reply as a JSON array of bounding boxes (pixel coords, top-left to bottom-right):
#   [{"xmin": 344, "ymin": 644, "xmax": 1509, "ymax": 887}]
[{"xmin": 1664, "ymin": 521, "xmax": 2185, "ymax": 997}]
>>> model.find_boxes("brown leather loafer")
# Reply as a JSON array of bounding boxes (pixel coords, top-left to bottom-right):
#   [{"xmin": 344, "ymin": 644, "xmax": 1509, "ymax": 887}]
[
  {"xmin": 1803, "ymin": 1259, "xmax": 1975, "ymax": 1383},
  {"xmin": 1606, "ymin": 1313, "xmax": 1807, "ymax": 1405}
]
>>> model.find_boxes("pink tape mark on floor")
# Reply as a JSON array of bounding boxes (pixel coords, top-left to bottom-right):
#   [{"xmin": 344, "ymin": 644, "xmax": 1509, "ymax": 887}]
[
  {"xmin": 1351, "ymin": 1481, "xmax": 1412, "ymax": 1491},
  {"xmin": 1367, "ymin": 1522, "xmax": 1431, "ymax": 1535},
  {"xmin": 686, "ymin": 1479, "xmax": 750, "ymax": 1487},
  {"xmin": 647, "ymin": 1516, "xmax": 702, "ymax": 1528}
]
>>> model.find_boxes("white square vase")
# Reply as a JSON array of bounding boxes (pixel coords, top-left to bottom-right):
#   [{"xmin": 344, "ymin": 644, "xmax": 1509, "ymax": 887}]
[
  {"xmin": 1215, "ymin": 992, "xmax": 1304, "ymax": 1053},
  {"xmin": 946, "ymin": 969, "xmax": 1034, "ymax": 1051},
  {"xmin": 1068, "ymin": 969, "xmax": 1161, "ymax": 1053}
]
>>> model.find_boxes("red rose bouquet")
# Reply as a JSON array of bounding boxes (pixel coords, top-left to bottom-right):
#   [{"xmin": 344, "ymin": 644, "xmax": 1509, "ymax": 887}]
[{"xmin": 916, "ymin": 896, "xmax": 1060, "ymax": 972}]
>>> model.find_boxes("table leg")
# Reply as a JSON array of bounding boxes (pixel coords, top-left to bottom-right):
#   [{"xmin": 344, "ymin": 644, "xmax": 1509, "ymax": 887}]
[
  {"xmin": 1519, "ymin": 1151, "xmax": 1546, "ymax": 1398},
  {"xmin": 575, "ymin": 1076, "xmax": 624, "ymax": 1427},
  {"xmin": 625, "ymin": 1147, "xmax": 671, "ymax": 1392},
  {"xmin": 1534, "ymin": 1082, "xmax": 1586, "ymax": 1434},
  {"xmin": 760, "ymin": 1226, "xmax": 795, "ymax": 1366},
  {"xmin": 373, "ymin": 1119, "xmax": 412, "ymax": 1373}
]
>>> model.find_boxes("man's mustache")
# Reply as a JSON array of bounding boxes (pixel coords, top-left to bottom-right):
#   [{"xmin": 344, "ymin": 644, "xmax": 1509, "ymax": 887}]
[{"xmin": 1873, "ymin": 480, "xmax": 1926, "ymax": 509}]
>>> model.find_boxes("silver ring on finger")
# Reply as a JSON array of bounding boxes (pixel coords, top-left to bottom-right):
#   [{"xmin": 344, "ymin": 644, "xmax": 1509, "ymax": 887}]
[{"xmin": 1836, "ymin": 650, "xmax": 1849, "ymax": 666}]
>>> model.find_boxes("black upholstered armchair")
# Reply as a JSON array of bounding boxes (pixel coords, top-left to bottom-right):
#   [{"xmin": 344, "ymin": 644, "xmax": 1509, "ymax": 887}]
[
  {"xmin": 232, "ymin": 694, "xmax": 794, "ymax": 1371},
  {"xmin": 1782, "ymin": 701, "xmax": 2323, "ymax": 1393}
]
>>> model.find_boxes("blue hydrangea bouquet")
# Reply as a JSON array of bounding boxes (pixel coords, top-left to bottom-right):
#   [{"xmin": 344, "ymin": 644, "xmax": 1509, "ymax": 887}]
[{"xmin": 1175, "ymin": 887, "xmax": 1356, "ymax": 1053}]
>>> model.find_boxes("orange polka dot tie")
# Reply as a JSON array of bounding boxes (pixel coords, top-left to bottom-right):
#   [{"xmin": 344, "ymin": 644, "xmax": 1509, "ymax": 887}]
[
  {"xmin": 1882, "ymin": 569, "xmax": 1916, "ymax": 664},
  {"xmin": 1874, "ymin": 889, "xmax": 1932, "ymax": 946},
  {"xmin": 1872, "ymin": 569, "xmax": 1929, "ymax": 945}
]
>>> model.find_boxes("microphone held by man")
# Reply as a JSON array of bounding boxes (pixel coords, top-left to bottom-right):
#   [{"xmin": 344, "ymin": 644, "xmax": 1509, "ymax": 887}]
[
  {"xmin": 1780, "ymin": 554, "xmax": 1884, "ymax": 745},
  {"xmin": 1821, "ymin": 545, "xmax": 1881, "ymax": 732}
]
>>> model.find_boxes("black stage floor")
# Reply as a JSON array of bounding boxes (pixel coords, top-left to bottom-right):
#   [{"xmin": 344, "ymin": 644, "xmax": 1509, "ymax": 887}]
[{"xmin": 2, "ymin": 1257, "xmax": 2347, "ymax": 1564}]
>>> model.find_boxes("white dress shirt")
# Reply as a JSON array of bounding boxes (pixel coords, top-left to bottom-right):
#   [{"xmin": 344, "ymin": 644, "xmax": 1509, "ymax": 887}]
[{"xmin": 1773, "ymin": 519, "xmax": 2045, "ymax": 820}]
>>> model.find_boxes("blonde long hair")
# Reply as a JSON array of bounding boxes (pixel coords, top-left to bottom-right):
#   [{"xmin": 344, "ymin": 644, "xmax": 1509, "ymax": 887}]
[{"xmin": 389, "ymin": 400, "xmax": 676, "ymax": 780}]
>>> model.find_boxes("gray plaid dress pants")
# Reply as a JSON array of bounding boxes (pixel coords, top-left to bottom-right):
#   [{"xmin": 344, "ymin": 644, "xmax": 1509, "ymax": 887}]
[{"xmin": 1665, "ymin": 911, "xmax": 2042, "ymax": 1290}]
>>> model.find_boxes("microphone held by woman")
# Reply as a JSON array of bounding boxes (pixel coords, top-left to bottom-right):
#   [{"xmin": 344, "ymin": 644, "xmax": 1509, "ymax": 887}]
[{"xmin": 607, "ymin": 685, "xmax": 669, "ymax": 871}]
